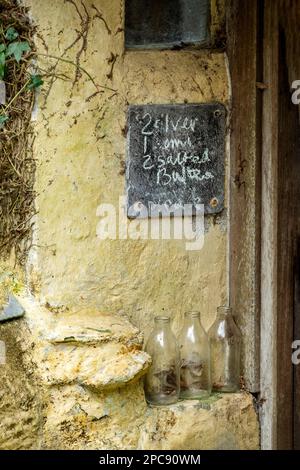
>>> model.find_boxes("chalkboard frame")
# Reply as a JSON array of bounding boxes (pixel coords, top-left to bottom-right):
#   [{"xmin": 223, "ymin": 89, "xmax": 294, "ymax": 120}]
[{"xmin": 125, "ymin": 102, "xmax": 226, "ymax": 219}]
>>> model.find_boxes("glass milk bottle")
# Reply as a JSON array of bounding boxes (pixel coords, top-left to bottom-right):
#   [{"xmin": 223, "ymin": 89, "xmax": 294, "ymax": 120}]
[
  {"xmin": 144, "ymin": 316, "xmax": 180, "ymax": 405},
  {"xmin": 179, "ymin": 311, "xmax": 211, "ymax": 399},
  {"xmin": 208, "ymin": 306, "xmax": 241, "ymax": 392}
]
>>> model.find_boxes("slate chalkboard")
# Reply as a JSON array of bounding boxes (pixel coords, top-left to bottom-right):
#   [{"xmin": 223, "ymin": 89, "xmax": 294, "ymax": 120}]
[
  {"xmin": 125, "ymin": 0, "xmax": 210, "ymax": 49},
  {"xmin": 126, "ymin": 103, "xmax": 226, "ymax": 218}
]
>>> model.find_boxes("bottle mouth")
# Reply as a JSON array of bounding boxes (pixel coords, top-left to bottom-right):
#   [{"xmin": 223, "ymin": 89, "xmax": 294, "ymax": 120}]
[
  {"xmin": 217, "ymin": 306, "xmax": 231, "ymax": 315},
  {"xmin": 184, "ymin": 310, "xmax": 200, "ymax": 318},
  {"xmin": 154, "ymin": 315, "xmax": 170, "ymax": 323}
]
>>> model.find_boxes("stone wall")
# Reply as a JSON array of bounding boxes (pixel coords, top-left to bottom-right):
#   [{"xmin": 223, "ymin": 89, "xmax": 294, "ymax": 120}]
[
  {"xmin": 23, "ymin": 0, "xmax": 229, "ymax": 338},
  {"xmin": 0, "ymin": 0, "xmax": 260, "ymax": 450}
]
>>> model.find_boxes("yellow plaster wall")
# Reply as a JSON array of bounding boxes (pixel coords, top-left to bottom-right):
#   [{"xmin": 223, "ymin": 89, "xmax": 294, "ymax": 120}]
[{"xmin": 24, "ymin": 0, "xmax": 229, "ymax": 335}]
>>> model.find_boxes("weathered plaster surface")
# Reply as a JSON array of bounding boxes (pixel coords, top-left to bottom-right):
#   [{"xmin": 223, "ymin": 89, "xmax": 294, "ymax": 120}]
[{"xmin": 23, "ymin": 0, "xmax": 229, "ymax": 336}]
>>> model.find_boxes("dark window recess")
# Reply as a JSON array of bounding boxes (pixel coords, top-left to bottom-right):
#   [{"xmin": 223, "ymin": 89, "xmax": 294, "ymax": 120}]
[{"xmin": 125, "ymin": 0, "xmax": 210, "ymax": 49}]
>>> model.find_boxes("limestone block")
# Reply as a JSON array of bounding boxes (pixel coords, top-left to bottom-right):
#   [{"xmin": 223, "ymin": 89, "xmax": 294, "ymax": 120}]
[
  {"xmin": 80, "ymin": 350, "xmax": 151, "ymax": 390},
  {"xmin": 42, "ymin": 382, "xmax": 148, "ymax": 450},
  {"xmin": 44, "ymin": 308, "xmax": 144, "ymax": 347},
  {"xmin": 138, "ymin": 393, "xmax": 259, "ymax": 450},
  {"xmin": 37, "ymin": 341, "xmax": 151, "ymax": 390},
  {"xmin": 16, "ymin": 295, "xmax": 151, "ymax": 391}
]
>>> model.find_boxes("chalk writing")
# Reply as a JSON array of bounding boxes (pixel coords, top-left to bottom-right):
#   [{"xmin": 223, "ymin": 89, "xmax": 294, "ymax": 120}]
[{"xmin": 126, "ymin": 104, "xmax": 225, "ymax": 217}]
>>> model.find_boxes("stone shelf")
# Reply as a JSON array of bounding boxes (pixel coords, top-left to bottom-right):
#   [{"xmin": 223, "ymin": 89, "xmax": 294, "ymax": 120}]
[
  {"xmin": 16, "ymin": 293, "xmax": 151, "ymax": 390},
  {"xmin": 139, "ymin": 393, "xmax": 259, "ymax": 450}
]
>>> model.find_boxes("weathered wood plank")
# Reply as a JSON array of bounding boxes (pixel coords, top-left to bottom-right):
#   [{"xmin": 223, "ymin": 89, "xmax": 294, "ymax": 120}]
[
  {"xmin": 227, "ymin": 0, "xmax": 262, "ymax": 392},
  {"xmin": 260, "ymin": 0, "xmax": 279, "ymax": 450}
]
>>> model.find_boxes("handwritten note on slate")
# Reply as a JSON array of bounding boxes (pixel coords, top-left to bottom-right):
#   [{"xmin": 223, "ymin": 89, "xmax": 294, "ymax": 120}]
[{"xmin": 126, "ymin": 103, "xmax": 226, "ymax": 218}]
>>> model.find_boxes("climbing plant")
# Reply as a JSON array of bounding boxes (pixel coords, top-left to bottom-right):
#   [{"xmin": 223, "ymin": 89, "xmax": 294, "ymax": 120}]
[
  {"xmin": 0, "ymin": 25, "xmax": 43, "ymax": 126},
  {"xmin": 0, "ymin": 1, "xmax": 113, "ymax": 264}
]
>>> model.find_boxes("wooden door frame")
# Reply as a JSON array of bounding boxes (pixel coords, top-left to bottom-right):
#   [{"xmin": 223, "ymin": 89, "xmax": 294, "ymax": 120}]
[
  {"xmin": 227, "ymin": 0, "xmax": 298, "ymax": 449},
  {"xmin": 259, "ymin": 0, "xmax": 299, "ymax": 449},
  {"xmin": 227, "ymin": 0, "xmax": 262, "ymax": 395}
]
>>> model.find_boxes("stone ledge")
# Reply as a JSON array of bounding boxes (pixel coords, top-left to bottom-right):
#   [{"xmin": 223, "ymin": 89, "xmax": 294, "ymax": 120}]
[
  {"xmin": 15, "ymin": 294, "xmax": 151, "ymax": 390},
  {"xmin": 138, "ymin": 392, "xmax": 259, "ymax": 450}
]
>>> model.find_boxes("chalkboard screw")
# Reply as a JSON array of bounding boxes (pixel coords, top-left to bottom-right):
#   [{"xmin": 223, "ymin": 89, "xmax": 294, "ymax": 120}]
[
  {"xmin": 214, "ymin": 109, "xmax": 222, "ymax": 118},
  {"xmin": 210, "ymin": 197, "xmax": 219, "ymax": 208}
]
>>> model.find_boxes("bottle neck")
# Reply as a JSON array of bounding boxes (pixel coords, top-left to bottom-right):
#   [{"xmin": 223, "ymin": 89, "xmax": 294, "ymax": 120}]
[
  {"xmin": 217, "ymin": 306, "xmax": 232, "ymax": 319},
  {"xmin": 154, "ymin": 316, "xmax": 171, "ymax": 331},
  {"xmin": 184, "ymin": 311, "xmax": 202, "ymax": 326}
]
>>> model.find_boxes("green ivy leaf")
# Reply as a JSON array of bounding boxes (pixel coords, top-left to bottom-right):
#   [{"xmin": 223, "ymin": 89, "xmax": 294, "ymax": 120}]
[
  {"xmin": 27, "ymin": 74, "xmax": 44, "ymax": 90},
  {"xmin": 5, "ymin": 27, "xmax": 19, "ymax": 41},
  {"xmin": 6, "ymin": 41, "xmax": 30, "ymax": 63},
  {"xmin": 0, "ymin": 52, "xmax": 5, "ymax": 80},
  {"xmin": 0, "ymin": 114, "xmax": 9, "ymax": 126},
  {"xmin": 0, "ymin": 44, "xmax": 6, "ymax": 53}
]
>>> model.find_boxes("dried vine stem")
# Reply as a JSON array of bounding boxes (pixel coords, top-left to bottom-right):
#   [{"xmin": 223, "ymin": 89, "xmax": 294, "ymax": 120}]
[
  {"xmin": 37, "ymin": 53, "xmax": 116, "ymax": 92},
  {"xmin": 0, "ymin": 0, "xmax": 117, "ymax": 264},
  {"xmin": 0, "ymin": 0, "xmax": 36, "ymax": 264}
]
